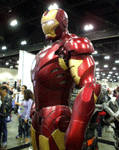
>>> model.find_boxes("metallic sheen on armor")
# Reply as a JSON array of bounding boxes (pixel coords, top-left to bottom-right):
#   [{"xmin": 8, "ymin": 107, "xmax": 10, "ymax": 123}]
[{"xmin": 30, "ymin": 8, "xmax": 101, "ymax": 150}]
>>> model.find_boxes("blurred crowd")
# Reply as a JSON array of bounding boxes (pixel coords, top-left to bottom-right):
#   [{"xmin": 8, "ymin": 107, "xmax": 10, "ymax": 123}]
[
  {"xmin": 0, "ymin": 81, "xmax": 34, "ymax": 150},
  {"xmin": 1, "ymin": 80, "xmax": 119, "ymax": 149},
  {"xmin": 97, "ymin": 85, "xmax": 119, "ymax": 137}
]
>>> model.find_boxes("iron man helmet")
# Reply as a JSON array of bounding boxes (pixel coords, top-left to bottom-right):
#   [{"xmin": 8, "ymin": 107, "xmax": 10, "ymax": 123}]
[{"xmin": 41, "ymin": 8, "xmax": 68, "ymax": 40}]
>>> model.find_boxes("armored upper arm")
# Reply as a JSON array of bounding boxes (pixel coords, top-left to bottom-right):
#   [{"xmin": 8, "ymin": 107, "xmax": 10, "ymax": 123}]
[
  {"xmin": 57, "ymin": 37, "xmax": 95, "ymax": 87},
  {"xmin": 64, "ymin": 37, "xmax": 94, "ymax": 54},
  {"xmin": 65, "ymin": 37, "xmax": 95, "ymax": 87}
]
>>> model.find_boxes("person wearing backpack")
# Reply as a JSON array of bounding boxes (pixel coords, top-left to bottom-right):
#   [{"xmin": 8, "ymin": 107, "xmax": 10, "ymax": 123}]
[{"xmin": 0, "ymin": 86, "xmax": 12, "ymax": 149}]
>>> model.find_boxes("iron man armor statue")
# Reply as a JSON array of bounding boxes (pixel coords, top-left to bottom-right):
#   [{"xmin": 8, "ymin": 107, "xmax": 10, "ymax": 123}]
[{"xmin": 31, "ymin": 8, "xmax": 101, "ymax": 150}]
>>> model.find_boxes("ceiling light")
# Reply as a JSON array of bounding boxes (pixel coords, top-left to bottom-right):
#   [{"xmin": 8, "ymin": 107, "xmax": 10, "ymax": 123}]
[
  {"xmin": 115, "ymin": 60, "xmax": 119, "ymax": 63},
  {"xmin": 15, "ymin": 65, "xmax": 18, "ymax": 68},
  {"xmin": 109, "ymin": 71, "xmax": 113, "ymax": 74},
  {"xmin": 2, "ymin": 46, "xmax": 7, "ymax": 50},
  {"xmin": 115, "ymin": 73, "xmax": 118, "ymax": 75},
  {"xmin": 96, "ymin": 68, "xmax": 100, "ymax": 71},
  {"xmin": 17, "ymin": 60, "xmax": 19, "ymax": 64},
  {"xmin": 114, "ymin": 79, "xmax": 116, "ymax": 82},
  {"xmin": 93, "ymin": 51, "xmax": 98, "ymax": 55},
  {"xmin": 6, "ymin": 62, "xmax": 9, "ymax": 65},
  {"xmin": 104, "ymin": 64, "xmax": 108, "ymax": 68},
  {"xmin": 21, "ymin": 40, "xmax": 27, "ymax": 45},
  {"xmin": 113, "ymin": 67, "xmax": 116, "ymax": 70},
  {"xmin": 108, "ymin": 74, "xmax": 111, "ymax": 76},
  {"xmin": 48, "ymin": 3, "xmax": 58, "ymax": 10},
  {"xmin": 96, "ymin": 74, "xmax": 100, "ymax": 77},
  {"xmin": 104, "ymin": 56, "xmax": 110, "ymax": 59},
  {"xmin": 84, "ymin": 25, "xmax": 89, "ymax": 31},
  {"xmin": 10, "ymin": 66, "xmax": 13, "ymax": 68},
  {"xmin": 117, "ymin": 76, "xmax": 119, "ymax": 79},
  {"xmin": 107, "ymin": 76, "xmax": 109, "ymax": 79},
  {"xmin": 102, "ymin": 79, "xmax": 108, "ymax": 82},
  {"xmin": 84, "ymin": 24, "xmax": 94, "ymax": 31},
  {"xmin": 10, "ymin": 19, "xmax": 18, "ymax": 26},
  {"xmin": 96, "ymin": 72, "xmax": 99, "ymax": 74},
  {"xmin": 110, "ymin": 79, "xmax": 112, "ymax": 81},
  {"xmin": 89, "ymin": 24, "xmax": 93, "ymax": 30},
  {"xmin": 95, "ymin": 62, "xmax": 99, "ymax": 65},
  {"xmin": 102, "ymin": 73, "xmax": 105, "ymax": 76}
]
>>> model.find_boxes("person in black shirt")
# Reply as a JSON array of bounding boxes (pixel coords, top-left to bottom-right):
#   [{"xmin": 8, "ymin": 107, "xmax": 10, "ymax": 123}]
[{"xmin": 0, "ymin": 86, "xmax": 12, "ymax": 149}]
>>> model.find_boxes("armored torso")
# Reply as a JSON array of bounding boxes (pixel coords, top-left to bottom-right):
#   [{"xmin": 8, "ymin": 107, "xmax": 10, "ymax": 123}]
[{"xmin": 31, "ymin": 39, "xmax": 74, "ymax": 111}]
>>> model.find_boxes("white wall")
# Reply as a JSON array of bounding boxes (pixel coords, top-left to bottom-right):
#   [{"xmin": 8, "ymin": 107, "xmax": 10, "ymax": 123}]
[
  {"xmin": 18, "ymin": 50, "xmax": 35, "ymax": 90},
  {"xmin": 0, "ymin": 68, "xmax": 18, "ymax": 83}
]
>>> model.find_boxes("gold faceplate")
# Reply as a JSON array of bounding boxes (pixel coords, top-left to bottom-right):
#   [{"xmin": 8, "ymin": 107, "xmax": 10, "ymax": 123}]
[{"xmin": 41, "ymin": 9, "xmax": 59, "ymax": 38}]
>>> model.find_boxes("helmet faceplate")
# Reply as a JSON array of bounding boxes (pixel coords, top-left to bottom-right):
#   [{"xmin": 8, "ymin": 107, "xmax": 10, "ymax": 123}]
[{"xmin": 41, "ymin": 9, "xmax": 68, "ymax": 41}]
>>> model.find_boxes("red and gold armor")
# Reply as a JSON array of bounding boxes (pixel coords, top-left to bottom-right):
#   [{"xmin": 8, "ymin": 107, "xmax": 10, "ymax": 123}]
[{"xmin": 31, "ymin": 8, "xmax": 101, "ymax": 150}]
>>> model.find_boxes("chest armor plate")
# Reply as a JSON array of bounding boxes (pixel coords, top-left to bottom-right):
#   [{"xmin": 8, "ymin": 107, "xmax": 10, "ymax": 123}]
[{"xmin": 31, "ymin": 42, "xmax": 73, "ymax": 90}]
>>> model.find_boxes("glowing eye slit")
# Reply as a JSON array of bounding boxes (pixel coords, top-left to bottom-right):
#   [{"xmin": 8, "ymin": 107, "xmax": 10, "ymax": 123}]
[
  {"xmin": 42, "ymin": 20, "xmax": 55, "ymax": 25},
  {"xmin": 47, "ymin": 20, "xmax": 55, "ymax": 25}
]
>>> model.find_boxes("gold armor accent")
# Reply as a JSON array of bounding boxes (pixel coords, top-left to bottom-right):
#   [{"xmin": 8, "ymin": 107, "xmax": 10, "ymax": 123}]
[
  {"xmin": 58, "ymin": 58, "xmax": 68, "ymax": 70},
  {"xmin": 69, "ymin": 59, "xmax": 83, "ymax": 85},
  {"xmin": 94, "ymin": 93, "xmax": 98, "ymax": 103},
  {"xmin": 31, "ymin": 126, "xmax": 38, "ymax": 150},
  {"xmin": 39, "ymin": 135, "xmax": 50, "ymax": 150},
  {"xmin": 76, "ymin": 88, "xmax": 83, "ymax": 97},
  {"xmin": 51, "ymin": 129, "xmax": 65, "ymax": 150},
  {"xmin": 41, "ymin": 9, "xmax": 59, "ymax": 38}
]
